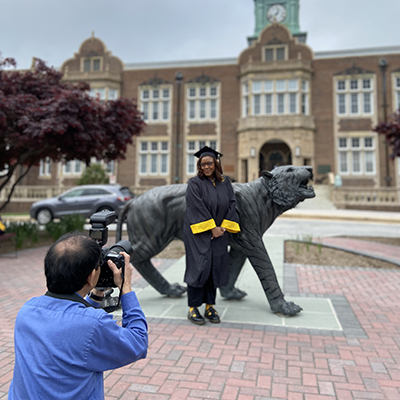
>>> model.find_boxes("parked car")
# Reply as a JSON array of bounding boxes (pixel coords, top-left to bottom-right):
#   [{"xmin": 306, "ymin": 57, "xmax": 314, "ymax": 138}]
[{"xmin": 30, "ymin": 184, "xmax": 134, "ymax": 225}]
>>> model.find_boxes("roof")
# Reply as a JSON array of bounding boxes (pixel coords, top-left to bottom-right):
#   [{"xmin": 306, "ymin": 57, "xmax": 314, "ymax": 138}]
[{"xmin": 123, "ymin": 45, "xmax": 400, "ymax": 71}]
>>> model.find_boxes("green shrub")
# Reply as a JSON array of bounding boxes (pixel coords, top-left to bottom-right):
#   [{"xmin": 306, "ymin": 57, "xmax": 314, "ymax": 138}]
[
  {"xmin": 78, "ymin": 164, "xmax": 109, "ymax": 185},
  {"xmin": 45, "ymin": 214, "xmax": 86, "ymax": 241},
  {"xmin": 7, "ymin": 221, "xmax": 40, "ymax": 249}
]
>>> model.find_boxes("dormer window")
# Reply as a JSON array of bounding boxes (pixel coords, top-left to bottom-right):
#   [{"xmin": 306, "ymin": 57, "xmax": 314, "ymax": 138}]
[
  {"xmin": 263, "ymin": 45, "xmax": 287, "ymax": 62},
  {"xmin": 83, "ymin": 59, "xmax": 91, "ymax": 72},
  {"xmin": 276, "ymin": 47, "xmax": 285, "ymax": 60},
  {"xmin": 93, "ymin": 59, "xmax": 100, "ymax": 71},
  {"xmin": 82, "ymin": 57, "xmax": 102, "ymax": 72}
]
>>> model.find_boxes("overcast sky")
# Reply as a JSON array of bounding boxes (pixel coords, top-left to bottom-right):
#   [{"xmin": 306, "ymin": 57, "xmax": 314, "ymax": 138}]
[{"xmin": 1, "ymin": 0, "xmax": 399, "ymax": 70}]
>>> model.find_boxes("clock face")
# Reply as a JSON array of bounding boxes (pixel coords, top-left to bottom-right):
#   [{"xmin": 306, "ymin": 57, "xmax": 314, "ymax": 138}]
[{"xmin": 267, "ymin": 4, "xmax": 287, "ymax": 23}]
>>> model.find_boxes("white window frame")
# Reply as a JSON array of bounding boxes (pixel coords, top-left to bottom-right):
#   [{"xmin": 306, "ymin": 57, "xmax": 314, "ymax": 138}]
[
  {"xmin": 335, "ymin": 77, "xmax": 374, "ymax": 117},
  {"xmin": 107, "ymin": 88, "xmax": 118, "ymax": 100},
  {"xmin": 63, "ymin": 160, "xmax": 84, "ymax": 176},
  {"xmin": 242, "ymin": 78, "xmax": 307, "ymax": 117},
  {"xmin": 337, "ymin": 136, "xmax": 376, "ymax": 176},
  {"xmin": 186, "ymin": 84, "xmax": 219, "ymax": 122},
  {"xmin": 394, "ymin": 75, "xmax": 400, "ymax": 110},
  {"xmin": 263, "ymin": 45, "xmax": 288, "ymax": 61},
  {"xmin": 89, "ymin": 87, "xmax": 106, "ymax": 100},
  {"xmin": 140, "ymin": 86, "xmax": 171, "ymax": 123},
  {"xmin": 39, "ymin": 158, "xmax": 51, "ymax": 177},
  {"xmin": 138, "ymin": 141, "xmax": 169, "ymax": 176}
]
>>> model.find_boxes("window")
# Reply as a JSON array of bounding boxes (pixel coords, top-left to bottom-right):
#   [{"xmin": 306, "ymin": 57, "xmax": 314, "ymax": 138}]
[
  {"xmin": 89, "ymin": 88, "xmax": 106, "ymax": 100},
  {"xmin": 276, "ymin": 80, "xmax": 285, "ymax": 91},
  {"xmin": 335, "ymin": 77, "xmax": 373, "ymax": 116},
  {"xmin": 82, "ymin": 58, "xmax": 101, "ymax": 72},
  {"xmin": 395, "ymin": 76, "xmax": 400, "ymax": 110},
  {"xmin": 337, "ymin": 136, "xmax": 376, "ymax": 175},
  {"xmin": 242, "ymin": 83, "xmax": 249, "ymax": 117},
  {"xmin": 93, "ymin": 59, "xmax": 100, "ymax": 71},
  {"xmin": 186, "ymin": 85, "xmax": 219, "ymax": 122},
  {"xmin": 264, "ymin": 46, "xmax": 287, "ymax": 61},
  {"xmin": 276, "ymin": 47, "xmax": 285, "ymax": 60},
  {"xmin": 350, "ymin": 93, "xmax": 359, "ymax": 114},
  {"xmin": 265, "ymin": 48, "xmax": 274, "ymax": 61},
  {"xmin": 242, "ymin": 78, "xmax": 310, "ymax": 116},
  {"xmin": 108, "ymin": 89, "xmax": 118, "ymax": 100},
  {"xmin": 301, "ymin": 80, "xmax": 309, "ymax": 115},
  {"xmin": 83, "ymin": 59, "xmax": 91, "ymax": 72},
  {"xmin": 139, "ymin": 141, "xmax": 169, "ymax": 175},
  {"xmin": 39, "ymin": 158, "xmax": 51, "ymax": 177},
  {"xmin": 63, "ymin": 160, "xmax": 84, "ymax": 175},
  {"xmin": 277, "ymin": 94, "xmax": 285, "ymax": 114},
  {"xmin": 253, "ymin": 94, "xmax": 261, "ymax": 115},
  {"xmin": 105, "ymin": 161, "xmax": 115, "ymax": 175},
  {"xmin": 186, "ymin": 140, "xmax": 218, "ymax": 175},
  {"xmin": 265, "ymin": 94, "xmax": 273, "ymax": 115},
  {"xmin": 140, "ymin": 87, "xmax": 171, "ymax": 123},
  {"xmin": 338, "ymin": 94, "xmax": 346, "ymax": 115},
  {"xmin": 289, "ymin": 93, "xmax": 297, "ymax": 114}
]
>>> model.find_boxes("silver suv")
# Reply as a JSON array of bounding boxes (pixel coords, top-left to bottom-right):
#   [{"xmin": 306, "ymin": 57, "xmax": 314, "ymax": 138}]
[{"xmin": 30, "ymin": 184, "xmax": 134, "ymax": 224}]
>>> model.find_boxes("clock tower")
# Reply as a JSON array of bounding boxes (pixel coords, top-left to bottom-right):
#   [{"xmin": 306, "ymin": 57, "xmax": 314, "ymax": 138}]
[{"xmin": 248, "ymin": 0, "xmax": 307, "ymax": 45}]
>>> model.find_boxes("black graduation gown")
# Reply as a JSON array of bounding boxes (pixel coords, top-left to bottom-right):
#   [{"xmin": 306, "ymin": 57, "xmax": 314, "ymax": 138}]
[{"xmin": 183, "ymin": 175, "xmax": 240, "ymax": 288}]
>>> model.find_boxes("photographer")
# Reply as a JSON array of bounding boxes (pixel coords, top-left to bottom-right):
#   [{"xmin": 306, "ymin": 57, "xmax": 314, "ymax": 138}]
[{"xmin": 8, "ymin": 232, "xmax": 148, "ymax": 400}]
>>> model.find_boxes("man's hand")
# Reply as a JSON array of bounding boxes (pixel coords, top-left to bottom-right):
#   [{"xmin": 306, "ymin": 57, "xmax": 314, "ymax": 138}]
[
  {"xmin": 107, "ymin": 251, "xmax": 133, "ymax": 295},
  {"xmin": 211, "ymin": 226, "xmax": 226, "ymax": 238}
]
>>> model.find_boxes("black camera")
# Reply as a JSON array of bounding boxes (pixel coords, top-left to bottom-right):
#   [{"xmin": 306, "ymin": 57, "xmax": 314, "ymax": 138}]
[{"xmin": 88, "ymin": 210, "xmax": 132, "ymax": 289}]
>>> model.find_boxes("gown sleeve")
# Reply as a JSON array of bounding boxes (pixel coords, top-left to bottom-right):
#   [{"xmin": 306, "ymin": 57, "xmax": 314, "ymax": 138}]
[
  {"xmin": 186, "ymin": 178, "xmax": 216, "ymax": 234},
  {"xmin": 220, "ymin": 178, "xmax": 241, "ymax": 233}
]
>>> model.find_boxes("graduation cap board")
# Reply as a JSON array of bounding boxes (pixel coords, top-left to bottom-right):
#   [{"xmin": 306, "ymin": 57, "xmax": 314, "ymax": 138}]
[
  {"xmin": 194, "ymin": 146, "xmax": 223, "ymax": 173},
  {"xmin": 194, "ymin": 146, "xmax": 222, "ymax": 160}
]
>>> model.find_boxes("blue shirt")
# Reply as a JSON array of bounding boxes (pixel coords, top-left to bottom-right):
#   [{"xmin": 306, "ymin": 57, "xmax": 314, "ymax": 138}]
[{"xmin": 9, "ymin": 291, "xmax": 148, "ymax": 400}]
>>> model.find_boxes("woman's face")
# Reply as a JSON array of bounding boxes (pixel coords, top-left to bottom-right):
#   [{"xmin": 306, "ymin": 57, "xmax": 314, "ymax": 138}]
[{"xmin": 200, "ymin": 156, "xmax": 215, "ymax": 177}]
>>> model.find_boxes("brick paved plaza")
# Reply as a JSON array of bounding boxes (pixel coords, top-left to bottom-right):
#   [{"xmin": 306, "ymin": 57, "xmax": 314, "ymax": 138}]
[{"xmin": 1, "ymin": 225, "xmax": 400, "ymax": 399}]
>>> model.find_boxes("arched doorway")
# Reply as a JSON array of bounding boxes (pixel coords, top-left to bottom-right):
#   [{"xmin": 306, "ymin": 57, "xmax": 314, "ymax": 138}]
[{"xmin": 259, "ymin": 140, "xmax": 292, "ymax": 173}]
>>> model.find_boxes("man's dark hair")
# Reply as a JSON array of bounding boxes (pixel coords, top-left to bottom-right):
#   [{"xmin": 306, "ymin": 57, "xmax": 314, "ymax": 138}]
[
  {"xmin": 197, "ymin": 157, "xmax": 224, "ymax": 182},
  {"xmin": 45, "ymin": 232, "xmax": 101, "ymax": 294}
]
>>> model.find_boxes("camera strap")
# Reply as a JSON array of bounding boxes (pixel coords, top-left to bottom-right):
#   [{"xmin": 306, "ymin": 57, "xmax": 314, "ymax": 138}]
[{"xmin": 45, "ymin": 291, "xmax": 94, "ymax": 308}]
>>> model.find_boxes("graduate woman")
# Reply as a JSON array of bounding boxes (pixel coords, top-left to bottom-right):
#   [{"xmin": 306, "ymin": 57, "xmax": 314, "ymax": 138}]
[{"xmin": 183, "ymin": 146, "xmax": 240, "ymax": 325}]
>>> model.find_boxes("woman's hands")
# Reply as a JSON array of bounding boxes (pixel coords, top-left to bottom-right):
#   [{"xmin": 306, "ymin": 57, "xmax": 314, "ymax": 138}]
[{"xmin": 211, "ymin": 226, "xmax": 226, "ymax": 239}]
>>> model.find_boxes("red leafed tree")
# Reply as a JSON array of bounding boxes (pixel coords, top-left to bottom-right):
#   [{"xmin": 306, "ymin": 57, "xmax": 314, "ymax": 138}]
[
  {"xmin": 373, "ymin": 109, "xmax": 400, "ymax": 159},
  {"xmin": 0, "ymin": 57, "xmax": 144, "ymax": 212}
]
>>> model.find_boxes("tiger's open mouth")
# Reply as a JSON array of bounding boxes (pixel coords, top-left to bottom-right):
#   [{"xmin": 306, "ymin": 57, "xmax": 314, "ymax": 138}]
[{"xmin": 299, "ymin": 173, "xmax": 315, "ymax": 197}]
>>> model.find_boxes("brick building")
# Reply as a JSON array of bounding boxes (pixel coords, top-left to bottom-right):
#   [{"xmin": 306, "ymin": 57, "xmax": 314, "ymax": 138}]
[{"xmin": 4, "ymin": 0, "xmax": 400, "ymax": 211}]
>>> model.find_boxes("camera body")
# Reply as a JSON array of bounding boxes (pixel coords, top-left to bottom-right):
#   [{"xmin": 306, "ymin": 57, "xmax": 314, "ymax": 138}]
[{"xmin": 88, "ymin": 210, "xmax": 132, "ymax": 289}]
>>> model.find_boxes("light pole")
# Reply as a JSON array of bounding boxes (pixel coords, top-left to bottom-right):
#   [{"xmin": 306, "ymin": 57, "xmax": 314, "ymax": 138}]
[
  {"xmin": 379, "ymin": 58, "xmax": 391, "ymax": 187},
  {"xmin": 174, "ymin": 72, "xmax": 183, "ymax": 183}
]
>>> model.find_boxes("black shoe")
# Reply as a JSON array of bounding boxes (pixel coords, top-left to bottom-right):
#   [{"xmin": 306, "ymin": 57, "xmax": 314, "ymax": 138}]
[
  {"xmin": 204, "ymin": 306, "xmax": 220, "ymax": 324},
  {"xmin": 188, "ymin": 308, "xmax": 205, "ymax": 325}
]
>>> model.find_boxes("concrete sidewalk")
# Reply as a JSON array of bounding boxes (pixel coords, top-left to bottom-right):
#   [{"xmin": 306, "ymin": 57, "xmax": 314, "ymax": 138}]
[
  {"xmin": 281, "ymin": 208, "xmax": 400, "ymax": 224},
  {"xmin": 1, "ymin": 213, "xmax": 400, "ymax": 399}
]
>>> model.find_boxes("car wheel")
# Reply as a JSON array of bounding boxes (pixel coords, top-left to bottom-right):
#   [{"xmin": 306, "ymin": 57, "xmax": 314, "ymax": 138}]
[{"xmin": 36, "ymin": 208, "xmax": 53, "ymax": 225}]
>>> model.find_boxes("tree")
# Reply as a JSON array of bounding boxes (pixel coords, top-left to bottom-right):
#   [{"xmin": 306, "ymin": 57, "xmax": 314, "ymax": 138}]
[
  {"xmin": 78, "ymin": 164, "xmax": 109, "ymax": 185},
  {"xmin": 373, "ymin": 108, "xmax": 400, "ymax": 158},
  {"xmin": 0, "ymin": 57, "xmax": 144, "ymax": 212}
]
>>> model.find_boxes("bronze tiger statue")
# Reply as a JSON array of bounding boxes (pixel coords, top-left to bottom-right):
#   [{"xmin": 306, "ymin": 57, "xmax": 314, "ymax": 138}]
[{"xmin": 116, "ymin": 165, "xmax": 315, "ymax": 316}]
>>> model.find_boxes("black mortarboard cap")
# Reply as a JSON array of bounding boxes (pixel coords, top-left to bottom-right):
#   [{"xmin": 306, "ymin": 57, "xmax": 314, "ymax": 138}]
[{"xmin": 194, "ymin": 146, "xmax": 223, "ymax": 160}]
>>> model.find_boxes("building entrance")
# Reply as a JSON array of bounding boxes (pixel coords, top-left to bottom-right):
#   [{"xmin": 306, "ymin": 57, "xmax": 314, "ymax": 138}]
[{"xmin": 259, "ymin": 140, "xmax": 292, "ymax": 173}]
